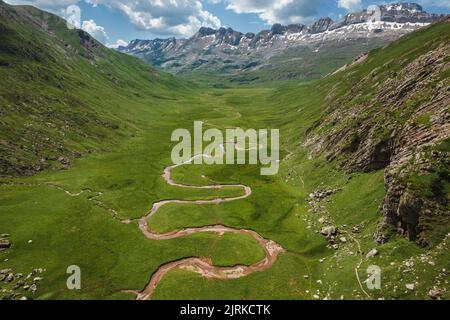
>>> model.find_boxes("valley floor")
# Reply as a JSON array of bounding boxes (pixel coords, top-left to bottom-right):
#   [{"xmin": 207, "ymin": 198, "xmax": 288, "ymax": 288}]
[{"xmin": 0, "ymin": 87, "xmax": 447, "ymax": 300}]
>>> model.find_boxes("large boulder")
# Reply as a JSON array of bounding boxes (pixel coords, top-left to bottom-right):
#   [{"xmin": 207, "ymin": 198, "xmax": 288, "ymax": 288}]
[{"xmin": 321, "ymin": 226, "xmax": 337, "ymax": 237}]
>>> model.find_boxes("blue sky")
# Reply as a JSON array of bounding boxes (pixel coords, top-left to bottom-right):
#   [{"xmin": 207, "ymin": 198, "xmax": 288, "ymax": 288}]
[{"xmin": 5, "ymin": 0, "xmax": 450, "ymax": 47}]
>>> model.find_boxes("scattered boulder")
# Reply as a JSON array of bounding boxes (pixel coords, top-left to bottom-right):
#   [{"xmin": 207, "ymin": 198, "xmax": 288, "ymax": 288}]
[
  {"xmin": 339, "ymin": 236, "xmax": 347, "ymax": 243},
  {"xmin": 0, "ymin": 269, "xmax": 12, "ymax": 275},
  {"xmin": 428, "ymin": 288, "xmax": 442, "ymax": 300},
  {"xmin": 406, "ymin": 283, "xmax": 415, "ymax": 290},
  {"xmin": 13, "ymin": 281, "xmax": 25, "ymax": 290},
  {"xmin": 0, "ymin": 267, "xmax": 46, "ymax": 300},
  {"xmin": 57, "ymin": 156, "xmax": 70, "ymax": 165},
  {"xmin": 321, "ymin": 226, "xmax": 337, "ymax": 237},
  {"xmin": 0, "ymin": 239, "xmax": 11, "ymax": 250},
  {"xmin": 5, "ymin": 273, "xmax": 14, "ymax": 282},
  {"xmin": 29, "ymin": 284, "xmax": 37, "ymax": 294},
  {"xmin": 405, "ymin": 261, "xmax": 414, "ymax": 268},
  {"xmin": 366, "ymin": 248, "xmax": 379, "ymax": 259}
]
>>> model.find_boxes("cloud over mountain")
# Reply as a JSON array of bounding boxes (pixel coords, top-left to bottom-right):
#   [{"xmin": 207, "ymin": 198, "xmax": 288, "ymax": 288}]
[
  {"xmin": 86, "ymin": 0, "xmax": 221, "ymax": 36},
  {"xmin": 337, "ymin": 0, "xmax": 363, "ymax": 11},
  {"xmin": 82, "ymin": 19, "xmax": 108, "ymax": 43},
  {"xmin": 225, "ymin": 0, "xmax": 323, "ymax": 24},
  {"xmin": 5, "ymin": 0, "xmax": 222, "ymax": 37}
]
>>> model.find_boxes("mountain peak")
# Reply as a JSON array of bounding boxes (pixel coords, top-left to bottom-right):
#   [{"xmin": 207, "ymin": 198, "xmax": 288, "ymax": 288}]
[
  {"xmin": 196, "ymin": 27, "xmax": 216, "ymax": 37},
  {"xmin": 309, "ymin": 17, "xmax": 334, "ymax": 34},
  {"xmin": 384, "ymin": 2, "xmax": 423, "ymax": 13}
]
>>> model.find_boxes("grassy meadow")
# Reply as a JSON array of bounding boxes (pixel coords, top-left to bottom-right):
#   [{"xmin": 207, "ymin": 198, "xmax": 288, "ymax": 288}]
[
  {"xmin": 2, "ymin": 83, "xmax": 445, "ymax": 300},
  {"xmin": 1, "ymin": 3, "xmax": 448, "ymax": 300}
]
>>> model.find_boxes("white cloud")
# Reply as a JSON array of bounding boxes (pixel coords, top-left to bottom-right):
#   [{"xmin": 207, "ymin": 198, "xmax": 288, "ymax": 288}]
[
  {"xmin": 82, "ymin": 19, "xmax": 108, "ymax": 43},
  {"xmin": 4, "ymin": 0, "xmax": 79, "ymax": 11},
  {"xmin": 337, "ymin": 0, "xmax": 362, "ymax": 12},
  {"xmin": 85, "ymin": 0, "xmax": 221, "ymax": 36},
  {"xmin": 225, "ymin": 0, "xmax": 322, "ymax": 25},
  {"xmin": 107, "ymin": 39, "xmax": 128, "ymax": 48},
  {"xmin": 64, "ymin": 4, "xmax": 81, "ymax": 29},
  {"xmin": 5, "ymin": 0, "xmax": 221, "ymax": 37},
  {"xmin": 5, "ymin": 1, "xmax": 83, "ymax": 28}
]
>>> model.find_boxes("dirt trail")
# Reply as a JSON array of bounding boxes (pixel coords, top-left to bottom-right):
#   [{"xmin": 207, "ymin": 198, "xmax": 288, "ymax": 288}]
[{"xmin": 126, "ymin": 148, "xmax": 285, "ymax": 300}]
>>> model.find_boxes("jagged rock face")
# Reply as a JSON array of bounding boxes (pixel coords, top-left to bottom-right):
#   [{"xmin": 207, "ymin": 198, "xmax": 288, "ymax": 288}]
[
  {"xmin": 381, "ymin": 3, "xmax": 440, "ymax": 23},
  {"xmin": 305, "ymin": 26, "xmax": 450, "ymax": 246},
  {"xmin": 286, "ymin": 24, "xmax": 305, "ymax": 33},
  {"xmin": 197, "ymin": 27, "xmax": 216, "ymax": 37},
  {"xmin": 118, "ymin": 3, "xmax": 444, "ymax": 78},
  {"xmin": 331, "ymin": 3, "xmax": 440, "ymax": 30},
  {"xmin": 215, "ymin": 27, "xmax": 243, "ymax": 46},
  {"xmin": 270, "ymin": 24, "xmax": 287, "ymax": 35},
  {"xmin": 309, "ymin": 18, "xmax": 333, "ymax": 34}
]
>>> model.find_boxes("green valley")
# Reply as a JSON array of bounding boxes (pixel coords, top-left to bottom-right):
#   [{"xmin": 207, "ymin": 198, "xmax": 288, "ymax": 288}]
[{"xmin": 0, "ymin": 1, "xmax": 448, "ymax": 301}]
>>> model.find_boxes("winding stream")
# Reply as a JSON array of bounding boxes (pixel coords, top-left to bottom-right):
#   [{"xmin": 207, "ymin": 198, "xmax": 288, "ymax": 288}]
[{"xmin": 125, "ymin": 145, "xmax": 285, "ymax": 300}]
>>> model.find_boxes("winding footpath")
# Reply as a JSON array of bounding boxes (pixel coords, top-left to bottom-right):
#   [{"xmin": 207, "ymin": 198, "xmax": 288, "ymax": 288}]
[{"xmin": 124, "ymin": 146, "xmax": 285, "ymax": 300}]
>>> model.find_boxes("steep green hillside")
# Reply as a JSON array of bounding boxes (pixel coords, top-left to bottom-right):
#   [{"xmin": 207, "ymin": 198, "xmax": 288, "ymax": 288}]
[
  {"xmin": 298, "ymin": 18, "xmax": 450, "ymax": 247},
  {"xmin": 0, "ymin": 1, "xmax": 190, "ymax": 177}
]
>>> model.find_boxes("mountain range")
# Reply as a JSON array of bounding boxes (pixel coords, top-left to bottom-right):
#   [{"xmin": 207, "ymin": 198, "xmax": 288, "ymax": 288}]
[{"xmin": 119, "ymin": 3, "xmax": 445, "ymax": 83}]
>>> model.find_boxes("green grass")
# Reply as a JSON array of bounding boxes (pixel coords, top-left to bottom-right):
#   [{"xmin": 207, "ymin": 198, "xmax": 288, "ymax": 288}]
[
  {"xmin": 1, "ymin": 2, "xmax": 449, "ymax": 300},
  {"xmin": 2, "ymin": 85, "xmax": 437, "ymax": 300}
]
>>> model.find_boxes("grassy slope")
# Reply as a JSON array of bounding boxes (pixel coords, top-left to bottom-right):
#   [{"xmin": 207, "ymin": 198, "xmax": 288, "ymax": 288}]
[
  {"xmin": 0, "ymin": 2, "xmax": 448, "ymax": 300},
  {"xmin": 0, "ymin": 2, "xmax": 190, "ymax": 176},
  {"xmin": 174, "ymin": 42, "xmax": 385, "ymax": 88},
  {"xmin": 227, "ymin": 39, "xmax": 387, "ymax": 85}
]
